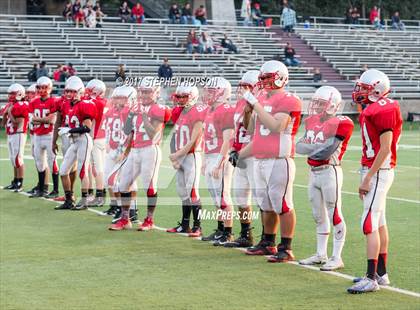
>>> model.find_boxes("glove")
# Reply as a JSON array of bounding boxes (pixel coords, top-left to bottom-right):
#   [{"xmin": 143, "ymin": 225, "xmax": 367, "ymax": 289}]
[
  {"xmin": 228, "ymin": 150, "xmax": 247, "ymax": 169},
  {"xmin": 58, "ymin": 127, "xmax": 71, "ymax": 137},
  {"xmin": 242, "ymin": 91, "xmax": 258, "ymax": 106}
]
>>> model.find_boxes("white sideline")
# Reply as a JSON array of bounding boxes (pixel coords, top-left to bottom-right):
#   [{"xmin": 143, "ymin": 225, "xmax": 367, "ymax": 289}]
[{"xmin": 3, "ymin": 187, "xmax": 420, "ymax": 298}]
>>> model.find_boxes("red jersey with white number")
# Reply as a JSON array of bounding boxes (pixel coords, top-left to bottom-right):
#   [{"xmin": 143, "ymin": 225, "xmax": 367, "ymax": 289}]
[
  {"xmin": 173, "ymin": 104, "xmax": 208, "ymax": 153},
  {"xmin": 67, "ymin": 100, "xmax": 97, "ymax": 129},
  {"xmin": 304, "ymin": 114, "xmax": 354, "ymax": 167},
  {"xmin": 92, "ymin": 97, "xmax": 107, "ymax": 139},
  {"xmin": 6, "ymin": 101, "xmax": 29, "ymax": 135},
  {"xmin": 54, "ymin": 96, "xmax": 72, "ymax": 127},
  {"xmin": 103, "ymin": 106, "xmax": 129, "ymax": 150},
  {"xmin": 203, "ymin": 103, "xmax": 235, "ymax": 154},
  {"xmin": 232, "ymin": 99, "xmax": 252, "ymax": 152},
  {"xmin": 359, "ymin": 97, "xmax": 402, "ymax": 168},
  {"xmin": 131, "ymin": 104, "xmax": 171, "ymax": 148},
  {"xmin": 28, "ymin": 97, "xmax": 57, "ymax": 135},
  {"xmin": 252, "ymin": 91, "xmax": 301, "ymax": 159}
]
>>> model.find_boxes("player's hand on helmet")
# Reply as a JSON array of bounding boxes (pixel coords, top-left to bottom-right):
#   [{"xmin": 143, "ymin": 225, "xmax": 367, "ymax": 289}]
[
  {"xmin": 58, "ymin": 127, "xmax": 71, "ymax": 137},
  {"xmin": 358, "ymin": 175, "xmax": 372, "ymax": 200}
]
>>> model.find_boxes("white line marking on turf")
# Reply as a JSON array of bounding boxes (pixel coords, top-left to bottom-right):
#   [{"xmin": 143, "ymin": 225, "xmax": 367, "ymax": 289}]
[{"xmin": 3, "ymin": 188, "xmax": 420, "ymax": 298}]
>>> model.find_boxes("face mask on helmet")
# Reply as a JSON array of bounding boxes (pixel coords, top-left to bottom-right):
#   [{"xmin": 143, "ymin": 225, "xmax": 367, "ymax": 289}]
[
  {"xmin": 172, "ymin": 92, "xmax": 190, "ymax": 106},
  {"xmin": 352, "ymin": 82, "xmax": 375, "ymax": 105},
  {"xmin": 64, "ymin": 89, "xmax": 80, "ymax": 101},
  {"xmin": 26, "ymin": 91, "xmax": 37, "ymax": 101},
  {"xmin": 36, "ymin": 84, "xmax": 52, "ymax": 98},
  {"xmin": 258, "ymin": 72, "xmax": 288, "ymax": 90},
  {"xmin": 202, "ymin": 87, "xmax": 226, "ymax": 106},
  {"xmin": 7, "ymin": 84, "xmax": 25, "ymax": 101},
  {"xmin": 8, "ymin": 92, "xmax": 18, "ymax": 102},
  {"xmin": 309, "ymin": 98, "xmax": 331, "ymax": 115},
  {"xmin": 138, "ymin": 87, "xmax": 159, "ymax": 106}
]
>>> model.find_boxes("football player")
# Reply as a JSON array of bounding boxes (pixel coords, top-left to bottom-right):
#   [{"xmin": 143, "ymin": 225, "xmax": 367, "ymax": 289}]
[
  {"xmin": 55, "ymin": 76, "xmax": 97, "ymax": 210},
  {"xmin": 167, "ymin": 85, "xmax": 206, "ymax": 237},
  {"xmin": 201, "ymin": 77, "xmax": 236, "ymax": 246},
  {"xmin": 85, "ymin": 79, "xmax": 107, "ymax": 207},
  {"xmin": 225, "ymin": 70, "xmax": 260, "ymax": 248},
  {"xmin": 347, "ymin": 69, "xmax": 402, "ymax": 294},
  {"xmin": 109, "ymin": 80, "xmax": 171, "ymax": 231},
  {"xmin": 239, "ymin": 60, "xmax": 301, "ymax": 262},
  {"xmin": 28, "ymin": 77, "xmax": 60, "ymax": 198},
  {"xmin": 296, "ymin": 86, "xmax": 354, "ymax": 271},
  {"xmin": 2, "ymin": 84, "xmax": 28, "ymax": 192}
]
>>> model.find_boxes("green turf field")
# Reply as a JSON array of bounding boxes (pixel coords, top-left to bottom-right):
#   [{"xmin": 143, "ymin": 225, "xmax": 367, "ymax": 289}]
[{"xmin": 0, "ymin": 124, "xmax": 419, "ymax": 309}]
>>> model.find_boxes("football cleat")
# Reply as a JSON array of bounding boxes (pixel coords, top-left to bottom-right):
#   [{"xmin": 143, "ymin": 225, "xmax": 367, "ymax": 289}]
[
  {"xmin": 109, "ymin": 218, "xmax": 132, "ymax": 231},
  {"xmin": 267, "ymin": 245, "xmax": 295, "ymax": 263},
  {"xmin": 320, "ymin": 256, "xmax": 344, "ymax": 271},
  {"xmin": 54, "ymin": 200, "xmax": 75, "ymax": 210},
  {"xmin": 71, "ymin": 198, "xmax": 88, "ymax": 211},
  {"xmin": 4, "ymin": 181, "xmax": 17, "ymax": 190},
  {"xmin": 224, "ymin": 228, "xmax": 254, "ymax": 248},
  {"xmin": 213, "ymin": 232, "xmax": 234, "ymax": 246},
  {"xmin": 138, "ymin": 217, "xmax": 154, "ymax": 231},
  {"xmin": 111, "ymin": 207, "xmax": 122, "ymax": 223},
  {"xmin": 103, "ymin": 205, "xmax": 119, "ymax": 216},
  {"xmin": 347, "ymin": 277, "xmax": 379, "ymax": 294},
  {"xmin": 29, "ymin": 190, "xmax": 46, "ymax": 198},
  {"xmin": 89, "ymin": 196, "xmax": 105, "ymax": 208},
  {"xmin": 26, "ymin": 185, "xmax": 39, "ymax": 195},
  {"xmin": 188, "ymin": 226, "xmax": 202, "ymax": 237},
  {"xmin": 129, "ymin": 209, "xmax": 139, "ymax": 224},
  {"xmin": 45, "ymin": 190, "xmax": 59, "ymax": 199},
  {"xmin": 166, "ymin": 222, "xmax": 190, "ymax": 233},
  {"xmin": 13, "ymin": 182, "xmax": 23, "ymax": 192},
  {"xmin": 245, "ymin": 239, "xmax": 277, "ymax": 256},
  {"xmin": 353, "ymin": 273, "xmax": 390, "ymax": 286},
  {"xmin": 299, "ymin": 254, "xmax": 328, "ymax": 266},
  {"xmin": 201, "ymin": 229, "xmax": 223, "ymax": 242}
]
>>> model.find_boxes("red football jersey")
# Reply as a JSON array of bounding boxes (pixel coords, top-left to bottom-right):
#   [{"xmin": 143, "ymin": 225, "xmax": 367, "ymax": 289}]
[
  {"xmin": 67, "ymin": 100, "xmax": 97, "ymax": 129},
  {"xmin": 359, "ymin": 97, "xmax": 402, "ymax": 169},
  {"xmin": 252, "ymin": 91, "xmax": 302, "ymax": 159},
  {"xmin": 92, "ymin": 97, "xmax": 107, "ymax": 139},
  {"xmin": 54, "ymin": 96, "xmax": 72, "ymax": 127},
  {"xmin": 131, "ymin": 104, "xmax": 171, "ymax": 148},
  {"xmin": 28, "ymin": 97, "xmax": 57, "ymax": 135},
  {"xmin": 232, "ymin": 99, "xmax": 252, "ymax": 152},
  {"xmin": 173, "ymin": 104, "xmax": 207, "ymax": 153},
  {"xmin": 103, "ymin": 106, "xmax": 129, "ymax": 150},
  {"xmin": 304, "ymin": 114, "xmax": 354, "ymax": 167},
  {"xmin": 6, "ymin": 101, "xmax": 29, "ymax": 135},
  {"xmin": 203, "ymin": 103, "xmax": 235, "ymax": 154}
]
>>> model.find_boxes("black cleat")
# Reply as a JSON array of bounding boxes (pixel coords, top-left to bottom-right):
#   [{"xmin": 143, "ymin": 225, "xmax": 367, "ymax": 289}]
[
  {"xmin": 29, "ymin": 190, "xmax": 46, "ymax": 198},
  {"xmin": 129, "ymin": 209, "xmax": 138, "ymax": 224},
  {"xmin": 71, "ymin": 198, "xmax": 88, "ymax": 211},
  {"xmin": 26, "ymin": 185, "xmax": 39, "ymax": 195},
  {"xmin": 111, "ymin": 207, "xmax": 122, "ymax": 223},
  {"xmin": 14, "ymin": 182, "xmax": 23, "ymax": 192},
  {"xmin": 245, "ymin": 239, "xmax": 277, "ymax": 256},
  {"xmin": 267, "ymin": 245, "xmax": 295, "ymax": 263},
  {"xmin": 54, "ymin": 200, "xmax": 75, "ymax": 210},
  {"xmin": 4, "ymin": 181, "xmax": 16, "ymax": 190},
  {"xmin": 224, "ymin": 228, "xmax": 254, "ymax": 248},
  {"xmin": 213, "ymin": 232, "xmax": 234, "ymax": 246},
  {"xmin": 102, "ymin": 205, "xmax": 118, "ymax": 216},
  {"xmin": 45, "ymin": 190, "xmax": 59, "ymax": 199},
  {"xmin": 166, "ymin": 222, "xmax": 190, "ymax": 233},
  {"xmin": 201, "ymin": 229, "xmax": 223, "ymax": 242}
]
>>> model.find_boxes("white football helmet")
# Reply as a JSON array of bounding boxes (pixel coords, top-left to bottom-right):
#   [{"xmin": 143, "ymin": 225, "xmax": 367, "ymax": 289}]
[
  {"xmin": 116, "ymin": 85, "xmax": 138, "ymax": 112},
  {"xmin": 309, "ymin": 86, "xmax": 342, "ymax": 116},
  {"xmin": 237, "ymin": 70, "xmax": 260, "ymax": 98},
  {"xmin": 172, "ymin": 85, "xmax": 199, "ymax": 107},
  {"xmin": 138, "ymin": 76, "xmax": 160, "ymax": 105},
  {"xmin": 259, "ymin": 60, "xmax": 289, "ymax": 89},
  {"xmin": 65, "ymin": 76, "xmax": 85, "ymax": 101},
  {"xmin": 353, "ymin": 69, "xmax": 390, "ymax": 104},
  {"xmin": 86, "ymin": 79, "xmax": 106, "ymax": 98},
  {"xmin": 26, "ymin": 84, "xmax": 37, "ymax": 101},
  {"xmin": 8, "ymin": 83, "xmax": 25, "ymax": 101},
  {"xmin": 36, "ymin": 76, "xmax": 53, "ymax": 88},
  {"xmin": 203, "ymin": 77, "xmax": 231, "ymax": 106}
]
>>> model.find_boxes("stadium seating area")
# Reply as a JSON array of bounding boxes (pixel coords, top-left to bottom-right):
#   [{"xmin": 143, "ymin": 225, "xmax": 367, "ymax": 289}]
[{"xmin": 0, "ymin": 14, "xmax": 419, "ymax": 112}]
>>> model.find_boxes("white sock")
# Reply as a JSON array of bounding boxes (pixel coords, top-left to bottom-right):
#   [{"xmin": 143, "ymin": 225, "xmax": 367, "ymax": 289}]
[
  {"xmin": 316, "ymin": 233, "xmax": 329, "ymax": 257},
  {"xmin": 332, "ymin": 221, "xmax": 346, "ymax": 259}
]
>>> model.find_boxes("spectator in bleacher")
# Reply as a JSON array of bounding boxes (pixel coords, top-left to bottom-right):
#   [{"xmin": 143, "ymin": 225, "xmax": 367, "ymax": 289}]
[
  {"xmin": 93, "ymin": 1, "xmax": 105, "ymax": 24},
  {"xmin": 369, "ymin": 6, "xmax": 383, "ymax": 30},
  {"xmin": 351, "ymin": 7, "xmax": 360, "ymax": 24},
  {"xmin": 158, "ymin": 58, "xmax": 173, "ymax": 80},
  {"xmin": 132, "ymin": 2, "xmax": 145, "ymax": 24},
  {"xmin": 283, "ymin": 42, "xmax": 300, "ymax": 67},
  {"xmin": 74, "ymin": 8, "xmax": 85, "ymax": 28},
  {"xmin": 195, "ymin": 5, "xmax": 207, "ymax": 25},
  {"xmin": 392, "ymin": 11, "xmax": 405, "ymax": 30},
  {"xmin": 119, "ymin": 1, "xmax": 131, "ymax": 23},
  {"xmin": 63, "ymin": 1, "xmax": 72, "ymax": 22},
  {"xmin": 186, "ymin": 29, "xmax": 199, "ymax": 54},
  {"xmin": 115, "ymin": 64, "xmax": 126, "ymax": 81},
  {"xmin": 240, "ymin": 0, "xmax": 252, "ymax": 26},
  {"xmin": 67, "ymin": 63, "xmax": 77, "ymax": 76},
  {"xmin": 168, "ymin": 3, "xmax": 181, "ymax": 24},
  {"xmin": 36, "ymin": 61, "xmax": 49, "ymax": 79},
  {"xmin": 72, "ymin": 0, "xmax": 82, "ymax": 19},
  {"xmin": 59, "ymin": 67, "xmax": 70, "ymax": 82},
  {"xmin": 53, "ymin": 65, "xmax": 62, "ymax": 82},
  {"xmin": 251, "ymin": 3, "xmax": 264, "ymax": 27},
  {"xmin": 281, "ymin": 5, "xmax": 297, "ymax": 36},
  {"xmin": 199, "ymin": 32, "xmax": 214, "ymax": 54},
  {"xmin": 181, "ymin": 3, "xmax": 195, "ymax": 25},
  {"xmin": 27, "ymin": 63, "xmax": 38, "ymax": 82},
  {"xmin": 344, "ymin": 7, "xmax": 353, "ymax": 24},
  {"xmin": 221, "ymin": 34, "xmax": 238, "ymax": 54},
  {"xmin": 312, "ymin": 68, "xmax": 326, "ymax": 87},
  {"xmin": 85, "ymin": 6, "xmax": 97, "ymax": 28}
]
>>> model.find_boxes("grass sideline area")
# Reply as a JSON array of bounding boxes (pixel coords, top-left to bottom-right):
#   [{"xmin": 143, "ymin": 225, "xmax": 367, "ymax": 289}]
[{"xmin": 0, "ymin": 124, "xmax": 419, "ymax": 309}]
